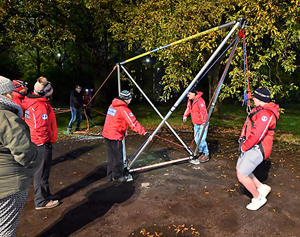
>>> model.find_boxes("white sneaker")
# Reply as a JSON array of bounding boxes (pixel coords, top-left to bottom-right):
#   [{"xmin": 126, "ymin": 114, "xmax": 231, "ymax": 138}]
[
  {"xmin": 246, "ymin": 195, "xmax": 267, "ymax": 211},
  {"xmin": 258, "ymin": 184, "xmax": 271, "ymax": 198},
  {"xmin": 189, "ymin": 159, "xmax": 200, "ymax": 165},
  {"xmin": 126, "ymin": 174, "xmax": 133, "ymax": 182}
]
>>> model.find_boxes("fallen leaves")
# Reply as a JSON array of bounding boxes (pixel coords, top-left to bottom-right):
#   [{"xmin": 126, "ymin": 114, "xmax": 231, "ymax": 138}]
[
  {"xmin": 139, "ymin": 224, "xmax": 200, "ymax": 236},
  {"xmin": 140, "ymin": 228, "xmax": 162, "ymax": 237}
]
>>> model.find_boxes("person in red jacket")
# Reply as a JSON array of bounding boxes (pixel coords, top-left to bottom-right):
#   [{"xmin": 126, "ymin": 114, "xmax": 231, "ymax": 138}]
[
  {"xmin": 183, "ymin": 88, "xmax": 209, "ymax": 164},
  {"xmin": 237, "ymin": 87, "xmax": 279, "ymax": 211},
  {"xmin": 22, "ymin": 76, "xmax": 59, "ymax": 210},
  {"xmin": 12, "ymin": 80, "xmax": 28, "ymax": 118},
  {"xmin": 102, "ymin": 90, "xmax": 151, "ymax": 182}
]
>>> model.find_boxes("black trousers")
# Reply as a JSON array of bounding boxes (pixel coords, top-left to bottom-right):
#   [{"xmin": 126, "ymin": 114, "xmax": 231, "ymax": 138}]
[
  {"xmin": 105, "ymin": 138, "xmax": 123, "ymax": 181},
  {"xmin": 34, "ymin": 145, "xmax": 52, "ymax": 207}
]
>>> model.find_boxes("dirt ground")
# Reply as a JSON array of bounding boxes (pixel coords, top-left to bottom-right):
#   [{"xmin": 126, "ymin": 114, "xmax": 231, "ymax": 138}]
[{"xmin": 17, "ymin": 127, "xmax": 300, "ymax": 237}]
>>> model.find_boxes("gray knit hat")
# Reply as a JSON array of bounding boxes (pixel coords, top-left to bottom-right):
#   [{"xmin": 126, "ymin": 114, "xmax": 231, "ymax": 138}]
[{"xmin": 0, "ymin": 76, "xmax": 16, "ymax": 95}]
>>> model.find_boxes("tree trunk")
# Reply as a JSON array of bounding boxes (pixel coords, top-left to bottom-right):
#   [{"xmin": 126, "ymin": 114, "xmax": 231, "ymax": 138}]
[{"xmin": 207, "ymin": 64, "xmax": 223, "ymax": 119}]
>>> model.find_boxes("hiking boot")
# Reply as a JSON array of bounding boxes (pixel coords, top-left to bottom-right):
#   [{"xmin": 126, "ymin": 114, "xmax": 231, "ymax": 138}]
[
  {"xmin": 35, "ymin": 200, "xmax": 60, "ymax": 210},
  {"xmin": 75, "ymin": 127, "xmax": 81, "ymax": 131},
  {"xmin": 258, "ymin": 184, "xmax": 271, "ymax": 198},
  {"xmin": 198, "ymin": 154, "xmax": 209, "ymax": 163},
  {"xmin": 67, "ymin": 128, "xmax": 72, "ymax": 134},
  {"xmin": 246, "ymin": 195, "xmax": 267, "ymax": 211},
  {"xmin": 189, "ymin": 158, "xmax": 200, "ymax": 165}
]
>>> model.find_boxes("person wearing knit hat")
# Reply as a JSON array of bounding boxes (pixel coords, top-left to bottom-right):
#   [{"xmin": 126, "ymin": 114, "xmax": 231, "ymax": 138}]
[
  {"xmin": 12, "ymin": 80, "xmax": 28, "ymax": 118},
  {"xmin": 33, "ymin": 77, "xmax": 53, "ymax": 98},
  {"xmin": 236, "ymin": 86, "xmax": 279, "ymax": 211},
  {"xmin": 22, "ymin": 76, "xmax": 59, "ymax": 210},
  {"xmin": 253, "ymin": 87, "xmax": 271, "ymax": 103},
  {"xmin": 183, "ymin": 88, "xmax": 209, "ymax": 164},
  {"xmin": 0, "ymin": 76, "xmax": 16, "ymax": 95},
  {"xmin": 0, "ymin": 76, "xmax": 39, "ymax": 236},
  {"xmin": 102, "ymin": 89, "xmax": 152, "ymax": 182}
]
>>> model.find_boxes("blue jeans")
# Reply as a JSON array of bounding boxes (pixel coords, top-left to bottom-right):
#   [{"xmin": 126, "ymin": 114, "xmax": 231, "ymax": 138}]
[
  {"xmin": 194, "ymin": 123, "xmax": 209, "ymax": 155},
  {"xmin": 68, "ymin": 107, "xmax": 82, "ymax": 129}
]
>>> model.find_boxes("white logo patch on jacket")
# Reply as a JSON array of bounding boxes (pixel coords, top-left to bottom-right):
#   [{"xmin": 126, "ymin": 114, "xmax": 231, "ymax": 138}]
[
  {"xmin": 261, "ymin": 116, "xmax": 268, "ymax": 122},
  {"xmin": 129, "ymin": 113, "xmax": 133, "ymax": 116},
  {"xmin": 25, "ymin": 110, "xmax": 30, "ymax": 120},
  {"xmin": 41, "ymin": 114, "xmax": 48, "ymax": 120},
  {"xmin": 108, "ymin": 108, "xmax": 116, "ymax": 116}
]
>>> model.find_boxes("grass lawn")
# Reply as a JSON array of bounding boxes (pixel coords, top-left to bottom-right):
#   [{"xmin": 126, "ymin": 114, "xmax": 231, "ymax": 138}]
[{"xmin": 54, "ymin": 101, "xmax": 300, "ymax": 144}]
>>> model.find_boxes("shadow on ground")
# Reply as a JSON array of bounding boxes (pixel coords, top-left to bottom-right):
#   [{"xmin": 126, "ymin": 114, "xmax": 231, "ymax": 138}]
[{"xmin": 37, "ymin": 182, "xmax": 135, "ymax": 236}]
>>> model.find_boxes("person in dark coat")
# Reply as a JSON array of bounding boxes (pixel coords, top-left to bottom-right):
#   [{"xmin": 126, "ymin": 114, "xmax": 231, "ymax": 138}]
[
  {"xmin": 0, "ymin": 76, "xmax": 39, "ymax": 235},
  {"xmin": 67, "ymin": 85, "xmax": 85, "ymax": 134}
]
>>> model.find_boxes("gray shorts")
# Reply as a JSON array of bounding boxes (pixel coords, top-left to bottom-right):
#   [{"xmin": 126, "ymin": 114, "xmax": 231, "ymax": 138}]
[{"xmin": 237, "ymin": 145, "xmax": 263, "ymax": 177}]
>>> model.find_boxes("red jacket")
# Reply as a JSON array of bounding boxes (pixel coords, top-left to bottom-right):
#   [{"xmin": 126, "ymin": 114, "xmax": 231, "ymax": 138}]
[
  {"xmin": 102, "ymin": 98, "xmax": 146, "ymax": 140},
  {"xmin": 12, "ymin": 90, "xmax": 25, "ymax": 117},
  {"xmin": 240, "ymin": 102, "xmax": 279, "ymax": 159},
  {"xmin": 22, "ymin": 93, "xmax": 57, "ymax": 146},
  {"xmin": 183, "ymin": 91, "xmax": 208, "ymax": 125}
]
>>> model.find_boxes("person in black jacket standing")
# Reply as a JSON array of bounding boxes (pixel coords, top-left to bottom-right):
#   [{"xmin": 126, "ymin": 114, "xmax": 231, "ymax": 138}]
[{"xmin": 67, "ymin": 85, "xmax": 85, "ymax": 134}]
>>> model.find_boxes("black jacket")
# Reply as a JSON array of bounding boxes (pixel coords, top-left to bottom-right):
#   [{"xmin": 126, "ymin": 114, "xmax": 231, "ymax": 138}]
[{"xmin": 70, "ymin": 90, "xmax": 84, "ymax": 109}]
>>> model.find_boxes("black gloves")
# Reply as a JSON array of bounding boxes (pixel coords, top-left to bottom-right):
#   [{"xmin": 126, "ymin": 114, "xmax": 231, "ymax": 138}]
[{"xmin": 144, "ymin": 132, "xmax": 151, "ymax": 139}]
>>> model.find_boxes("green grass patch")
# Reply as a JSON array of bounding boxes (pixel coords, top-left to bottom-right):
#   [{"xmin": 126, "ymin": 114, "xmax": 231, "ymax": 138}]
[{"xmin": 55, "ymin": 102, "xmax": 300, "ymax": 144}]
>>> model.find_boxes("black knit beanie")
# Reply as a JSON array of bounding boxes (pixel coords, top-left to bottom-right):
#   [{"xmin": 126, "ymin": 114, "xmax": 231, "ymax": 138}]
[{"xmin": 253, "ymin": 87, "xmax": 271, "ymax": 103}]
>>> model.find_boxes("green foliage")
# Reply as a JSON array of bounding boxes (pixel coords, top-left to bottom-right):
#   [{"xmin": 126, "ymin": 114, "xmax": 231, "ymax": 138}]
[
  {"xmin": 0, "ymin": 0, "xmax": 75, "ymax": 75},
  {"xmin": 110, "ymin": 0, "xmax": 300, "ymax": 102},
  {"xmin": 0, "ymin": 0, "xmax": 299, "ymax": 105}
]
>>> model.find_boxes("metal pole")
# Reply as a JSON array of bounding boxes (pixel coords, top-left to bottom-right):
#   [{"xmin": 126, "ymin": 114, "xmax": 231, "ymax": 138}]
[
  {"xmin": 120, "ymin": 20, "xmax": 239, "ymax": 65},
  {"xmin": 121, "ymin": 65, "xmax": 193, "ymax": 156},
  {"xmin": 194, "ymin": 35, "xmax": 241, "ymax": 156},
  {"xmin": 117, "ymin": 64, "xmax": 127, "ymax": 167},
  {"xmin": 129, "ymin": 157, "xmax": 190, "ymax": 173},
  {"xmin": 128, "ymin": 18, "xmax": 246, "ymax": 169}
]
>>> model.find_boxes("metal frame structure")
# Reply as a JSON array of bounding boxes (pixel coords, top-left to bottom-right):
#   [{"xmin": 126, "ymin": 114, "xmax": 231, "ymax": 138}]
[{"xmin": 114, "ymin": 18, "xmax": 248, "ymax": 173}]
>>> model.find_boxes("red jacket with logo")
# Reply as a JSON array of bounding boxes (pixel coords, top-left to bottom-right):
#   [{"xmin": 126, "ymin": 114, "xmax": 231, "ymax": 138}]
[
  {"xmin": 240, "ymin": 102, "xmax": 279, "ymax": 159},
  {"xmin": 183, "ymin": 91, "xmax": 208, "ymax": 125},
  {"xmin": 22, "ymin": 93, "xmax": 57, "ymax": 146},
  {"xmin": 102, "ymin": 98, "xmax": 146, "ymax": 140}
]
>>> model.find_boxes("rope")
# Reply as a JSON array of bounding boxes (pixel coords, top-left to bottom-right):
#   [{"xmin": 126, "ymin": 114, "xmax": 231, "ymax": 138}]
[
  {"xmin": 242, "ymin": 29, "xmax": 252, "ymax": 115},
  {"xmin": 92, "ymin": 109, "xmax": 107, "ymax": 117},
  {"xmin": 154, "ymin": 134, "xmax": 185, "ymax": 149},
  {"xmin": 72, "ymin": 66, "xmax": 116, "ymax": 134},
  {"xmin": 73, "ymin": 108, "xmax": 89, "ymax": 134},
  {"xmin": 127, "ymin": 133, "xmax": 186, "ymax": 162},
  {"xmin": 54, "ymin": 109, "xmax": 70, "ymax": 115},
  {"xmin": 86, "ymin": 66, "xmax": 117, "ymax": 107},
  {"xmin": 188, "ymin": 36, "xmax": 240, "ymax": 148}
]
